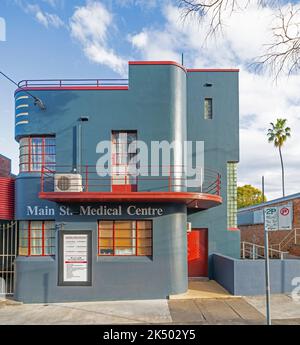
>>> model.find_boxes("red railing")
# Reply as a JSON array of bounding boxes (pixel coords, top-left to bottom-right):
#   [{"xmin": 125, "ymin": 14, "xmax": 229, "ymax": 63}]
[
  {"xmin": 40, "ymin": 165, "xmax": 221, "ymax": 195},
  {"xmin": 18, "ymin": 79, "xmax": 128, "ymax": 88}
]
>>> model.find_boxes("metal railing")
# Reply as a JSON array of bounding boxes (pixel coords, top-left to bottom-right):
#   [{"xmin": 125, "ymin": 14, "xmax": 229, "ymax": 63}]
[
  {"xmin": 40, "ymin": 165, "xmax": 221, "ymax": 195},
  {"xmin": 241, "ymin": 241, "xmax": 289, "ymax": 260},
  {"xmin": 18, "ymin": 79, "xmax": 128, "ymax": 88},
  {"xmin": 270, "ymin": 228, "xmax": 300, "ymax": 253}
]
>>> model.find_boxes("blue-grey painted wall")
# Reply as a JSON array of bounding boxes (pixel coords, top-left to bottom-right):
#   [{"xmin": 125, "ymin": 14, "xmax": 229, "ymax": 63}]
[
  {"xmin": 238, "ymin": 211, "xmax": 254, "ymax": 226},
  {"xmin": 213, "ymin": 253, "xmax": 300, "ymax": 295},
  {"xmin": 186, "ymin": 71, "xmax": 240, "ymax": 273},
  {"xmin": 14, "ymin": 202, "xmax": 188, "ymax": 303},
  {"xmin": 14, "ymin": 63, "xmax": 240, "ymax": 302}
]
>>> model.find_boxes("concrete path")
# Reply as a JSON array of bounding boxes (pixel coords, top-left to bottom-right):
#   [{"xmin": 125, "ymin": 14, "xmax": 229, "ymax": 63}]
[
  {"xmin": 0, "ymin": 300, "xmax": 172, "ymax": 325},
  {"xmin": 169, "ymin": 280, "xmax": 234, "ymax": 300},
  {"xmin": 168, "ymin": 298, "xmax": 265, "ymax": 324},
  {"xmin": 245, "ymin": 294, "xmax": 300, "ymax": 320},
  {"xmin": 0, "ymin": 295, "xmax": 299, "ymax": 324},
  {"xmin": 0, "ymin": 297, "xmax": 265, "ymax": 325}
]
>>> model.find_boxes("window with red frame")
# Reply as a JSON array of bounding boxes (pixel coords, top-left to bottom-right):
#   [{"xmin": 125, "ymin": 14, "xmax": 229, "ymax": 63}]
[
  {"xmin": 111, "ymin": 131, "xmax": 137, "ymax": 186},
  {"xmin": 19, "ymin": 221, "xmax": 56, "ymax": 256},
  {"xmin": 19, "ymin": 136, "xmax": 56, "ymax": 172},
  {"xmin": 98, "ymin": 220, "xmax": 152, "ymax": 256}
]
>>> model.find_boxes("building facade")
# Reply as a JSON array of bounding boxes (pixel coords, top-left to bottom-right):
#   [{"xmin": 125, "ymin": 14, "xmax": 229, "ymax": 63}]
[
  {"xmin": 0, "ymin": 154, "xmax": 16, "ymax": 296},
  {"xmin": 13, "ymin": 61, "xmax": 240, "ymax": 303},
  {"xmin": 238, "ymin": 193, "xmax": 300, "ymax": 256}
]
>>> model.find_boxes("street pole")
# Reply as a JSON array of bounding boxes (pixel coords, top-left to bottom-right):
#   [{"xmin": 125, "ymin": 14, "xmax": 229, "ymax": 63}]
[{"xmin": 262, "ymin": 176, "xmax": 272, "ymax": 325}]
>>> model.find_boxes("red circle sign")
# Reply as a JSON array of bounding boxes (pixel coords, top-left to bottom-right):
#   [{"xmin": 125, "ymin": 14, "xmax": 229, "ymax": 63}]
[{"xmin": 280, "ymin": 207, "xmax": 289, "ymax": 216}]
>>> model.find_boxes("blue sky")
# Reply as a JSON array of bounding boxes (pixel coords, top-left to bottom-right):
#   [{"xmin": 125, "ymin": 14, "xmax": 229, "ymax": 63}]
[{"xmin": 1, "ymin": 0, "xmax": 300, "ymax": 199}]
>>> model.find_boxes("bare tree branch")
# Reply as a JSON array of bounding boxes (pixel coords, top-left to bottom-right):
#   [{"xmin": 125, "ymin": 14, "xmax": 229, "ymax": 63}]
[
  {"xmin": 178, "ymin": 0, "xmax": 300, "ymax": 78},
  {"xmin": 253, "ymin": 5, "xmax": 300, "ymax": 79},
  {"xmin": 178, "ymin": 0, "xmax": 272, "ymax": 37}
]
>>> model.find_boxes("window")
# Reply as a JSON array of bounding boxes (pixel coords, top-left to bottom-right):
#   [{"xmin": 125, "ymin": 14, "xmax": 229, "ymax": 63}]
[
  {"xmin": 204, "ymin": 98, "xmax": 213, "ymax": 120},
  {"xmin": 111, "ymin": 131, "xmax": 137, "ymax": 185},
  {"xmin": 98, "ymin": 220, "xmax": 152, "ymax": 256},
  {"xmin": 19, "ymin": 221, "xmax": 56, "ymax": 256},
  {"xmin": 227, "ymin": 162, "xmax": 237, "ymax": 228},
  {"xmin": 19, "ymin": 136, "xmax": 56, "ymax": 172}
]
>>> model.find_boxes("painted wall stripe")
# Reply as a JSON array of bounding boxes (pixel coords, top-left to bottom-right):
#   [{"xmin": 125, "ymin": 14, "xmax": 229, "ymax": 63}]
[
  {"xmin": 16, "ymin": 120, "xmax": 29, "ymax": 126},
  {"xmin": 16, "ymin": 95, "xmax": 29, "ymax": 101},
  {"xmin": 16, "ymin": 104, "xmax": 29, "ymax": 109},
  {"xmin": 16, "ymin": 112, "xmax": 29, "ymax": 118}
]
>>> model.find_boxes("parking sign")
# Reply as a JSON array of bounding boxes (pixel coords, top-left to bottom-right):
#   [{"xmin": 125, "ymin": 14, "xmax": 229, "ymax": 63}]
[{"xmin": 264, "ymin": 207, "xmax": 278, "ymax": 231}]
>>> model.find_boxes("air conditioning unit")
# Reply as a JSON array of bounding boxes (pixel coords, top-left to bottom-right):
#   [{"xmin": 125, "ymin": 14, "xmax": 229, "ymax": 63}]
[
  {"xmin": 187, "ymin": 222, "xmax": 192, "ymax": 233},
  {"xmin": 54, "ymin": 174, "xmax": 83, "ymax": 192}
]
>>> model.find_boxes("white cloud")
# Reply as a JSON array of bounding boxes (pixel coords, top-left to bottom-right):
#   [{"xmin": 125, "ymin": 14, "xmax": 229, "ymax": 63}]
[
  {"xmin": 129, "ymin": 2, "xmax": 300, "ymax": 199},
  {"xmin": 25, "ymin": 3, "xmax": 64, "ymax": 28},
  {"xmin": 69, "ymin": 1, "xmax": 127, "ymax": 75},
  {"xmin": 130, "ymin": 31, "xmax": 148, "ymax": 48}
]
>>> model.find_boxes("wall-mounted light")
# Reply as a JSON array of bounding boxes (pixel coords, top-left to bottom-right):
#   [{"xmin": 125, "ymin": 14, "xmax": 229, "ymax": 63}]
[
  {"xmin": 204, "ymin": 83, "xmax": 213, "ymax": 87},
  {"xmin": 78, "ymin": 116, "xmax": 89, "ymax": 122}
]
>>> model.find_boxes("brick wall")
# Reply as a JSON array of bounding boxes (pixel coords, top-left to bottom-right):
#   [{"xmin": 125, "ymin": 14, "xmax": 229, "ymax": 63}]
[
  {"xmin": 240, "ymin": 198, "xmax": 300, "ymax": 247},
  {"xmin": 0, "ymin": 155, "xmax": 11, "ymax": 177},
  {"xmin": 240, "ymin": 225, "xmax": 290, "ymax": 246},
  {"xmin": 293, "ymin": 199, "xmax": 300, "ymax": 228}
]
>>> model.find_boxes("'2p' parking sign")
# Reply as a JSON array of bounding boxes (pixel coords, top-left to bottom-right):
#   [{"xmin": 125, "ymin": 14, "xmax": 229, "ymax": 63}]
[
  {"xmin": 264, "ymin": 203, "xmax": 292, "ymax": 231},
  {"xmin": 264, "ymin": 207, "xmax": 278, "ymax": 231}
]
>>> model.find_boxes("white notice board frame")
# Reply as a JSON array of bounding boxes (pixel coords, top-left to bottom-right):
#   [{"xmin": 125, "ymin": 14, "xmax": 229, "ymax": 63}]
[{"xmin": 58, "ymin": 231, "xmax": 92, "ymax": 286}]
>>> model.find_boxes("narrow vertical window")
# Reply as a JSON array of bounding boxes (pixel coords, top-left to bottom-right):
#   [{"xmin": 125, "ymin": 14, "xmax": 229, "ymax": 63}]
[
  {"xmin": 227, "ymin": 162, "xmax": 237, "ymax": 229},
  {"xmin": 204, "ymin": 98, "xmax": 213, "ymax": 120},
  {"xmin": 111, "ymin": 130, "xmax": 137, "ymax": 189}
]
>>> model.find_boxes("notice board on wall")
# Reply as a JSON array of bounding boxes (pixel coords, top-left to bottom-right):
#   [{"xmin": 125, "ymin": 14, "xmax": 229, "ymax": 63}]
[{"xmin": 59, "ymin": 231, "xmax": 92, "ymax": 286}]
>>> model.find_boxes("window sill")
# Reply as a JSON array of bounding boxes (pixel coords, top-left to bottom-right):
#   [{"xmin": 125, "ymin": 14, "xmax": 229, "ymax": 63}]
[{"xmin": 16, "ymin": 255, "xmax": 56, "ymax": 262}]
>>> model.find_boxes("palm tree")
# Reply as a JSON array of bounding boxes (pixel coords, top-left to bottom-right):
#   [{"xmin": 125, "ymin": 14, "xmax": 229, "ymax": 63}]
[{"xmin": 267, "ymin": 118, "xmax": 291, "ymax": 197}]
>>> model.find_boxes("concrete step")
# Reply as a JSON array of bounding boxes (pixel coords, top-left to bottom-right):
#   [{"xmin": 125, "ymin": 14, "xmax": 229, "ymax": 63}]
[{"xmin": 0, "ymin": 298, "xmax": 22, "ymax": 307}]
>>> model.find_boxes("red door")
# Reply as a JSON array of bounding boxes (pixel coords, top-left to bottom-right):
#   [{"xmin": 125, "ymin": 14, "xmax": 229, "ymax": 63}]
[{"xmin": 187, "ymin": 228, "xmax": 208, "ymax": 277}]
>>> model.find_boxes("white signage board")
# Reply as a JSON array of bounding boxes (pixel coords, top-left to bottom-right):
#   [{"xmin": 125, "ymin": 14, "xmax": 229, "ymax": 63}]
[
  {"xmin": 63, "ymin": 234, "xmax": 88, "ymax": 282},
  {"xmin": 264, "ymin": 203, "xmax": 293, "ymax": 231},
  {"xmin": 278, "ymin": 204, "xmax": 292, "ymax": 230},
  {"xmin": 264, "ymin": 207, "xmax": 278, "ymax": 231}
]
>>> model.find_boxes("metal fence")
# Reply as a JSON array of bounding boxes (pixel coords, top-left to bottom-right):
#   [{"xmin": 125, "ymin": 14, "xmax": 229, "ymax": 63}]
[{"xmin": 0, "ymin": 221, "xmax": 17, "ymax": 297}]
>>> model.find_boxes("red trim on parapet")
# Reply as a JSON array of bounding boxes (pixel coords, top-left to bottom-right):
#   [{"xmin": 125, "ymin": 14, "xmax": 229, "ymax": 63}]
[
  {"xmin": 227, "ymin": 227, "xmax": 240, "ymax": 231},
  {"xmin": 129, "ymin": 61, "xmax": 187, "ymax": 73},
  {"xmin": 15, "ymin": 86, "xmax": 129, "ymax": 93},
  {"xmin": 187, "ymin": 68, "xmax": 239, "ymax": 72}
]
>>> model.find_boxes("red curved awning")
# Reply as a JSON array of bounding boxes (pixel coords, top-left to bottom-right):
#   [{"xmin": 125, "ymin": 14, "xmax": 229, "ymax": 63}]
[{"xmin": 39, "ymin": 191, "xmax": 222, "ymax": 210}]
